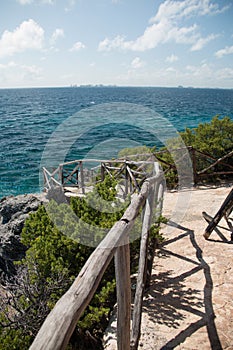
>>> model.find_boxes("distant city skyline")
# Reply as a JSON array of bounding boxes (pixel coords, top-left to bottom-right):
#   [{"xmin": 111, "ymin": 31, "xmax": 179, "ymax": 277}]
[{"xmin": 0, "ymin": 0, "xmax": 233, "ymax": 89}]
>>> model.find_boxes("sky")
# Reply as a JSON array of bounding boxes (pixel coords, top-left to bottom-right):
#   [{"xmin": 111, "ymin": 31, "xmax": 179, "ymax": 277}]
[{"xmin": 0, "ymin": 0, "xmax": 233, "ymax": 88}]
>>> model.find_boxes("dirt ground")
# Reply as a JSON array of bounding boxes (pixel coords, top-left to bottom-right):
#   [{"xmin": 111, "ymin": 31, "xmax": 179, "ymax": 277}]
[{"xmin": 104, "ymin": 184, "xmax": 233, "ymax": 350}]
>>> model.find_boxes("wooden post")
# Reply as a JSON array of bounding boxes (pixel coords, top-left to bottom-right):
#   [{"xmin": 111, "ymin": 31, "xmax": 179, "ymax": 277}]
[
  {"xmin": 191, "ymin": 147, "xmax": 198, "ymax": 185},
  {"xmin": 79, "ymin": 161, "xmax": 85, "ymax": 194},
  {"xmin": 145, "ymin": 179, "xmax": 164, "ymax": 289},
  {"xmin": 130, "ymin": 188, "xmax": 154, "ymax": 350},
  {"xmin": 59, "ymin": 165, "xmax": 64, "ymax": 186},
  {"xmin": 115, "ymin": 236, "xmax": 131, "ymax": 350},
  {"xmin": 125, "ymin": 163, "xmax": 129, "ymax": 197},
  {"xmin": 101, "ymin": 163, "xmax": 105, "ymax": 182}
]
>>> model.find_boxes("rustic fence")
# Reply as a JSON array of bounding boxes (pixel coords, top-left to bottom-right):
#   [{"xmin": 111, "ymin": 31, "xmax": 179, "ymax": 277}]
[
  {"xmin": 42, "ymin": 156, "xmax": 155, "ymax": 196},
  {"xmin": 42, "ymin": 148, "xmax": 233, "ymax": 195},
  {"xmin": 32, "ymin": 161, "xmax": 164, "ymax": 350},
  {"xmin": 155, "ymin": 147, "xmax": 233, "ymax": 185}
]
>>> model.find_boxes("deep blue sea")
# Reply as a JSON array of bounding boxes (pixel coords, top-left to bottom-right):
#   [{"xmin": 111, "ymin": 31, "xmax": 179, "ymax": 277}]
[{"xmin": 0, "ymin": 86, "xmax": 233, "ymax": 198}]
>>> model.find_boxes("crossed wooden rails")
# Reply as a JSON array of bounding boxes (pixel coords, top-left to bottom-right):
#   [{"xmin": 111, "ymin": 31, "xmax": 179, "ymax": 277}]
[{"xmin": 42, "ymin": 157, "xmax": 155, "ymax": 197}]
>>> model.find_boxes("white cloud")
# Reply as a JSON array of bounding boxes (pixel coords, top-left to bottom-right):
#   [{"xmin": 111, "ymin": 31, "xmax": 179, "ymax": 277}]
[
  {"xmin": 185, "ymin": 62, "xmax": 213, "ymax": 77},
  {"xmin": 215, "ymin": 45, "xmax": 233, "ymax": 58},
  {"xmin": 65, "ymin": 0, "xmax": 76, "ymax": 12},
  {"xmin": 191, "ymin": 33, "xmax": 218, "ymax": 51},
  {"xmin": 51, "ymin": 28, "xmax": 64, "ymax": 44},
  {"xmin": 166, "ymin": 67, "xmax": 177, "ymax": 73},
  {"xmin": 166, "ymin": 54, "xmax": 178, "ymax": 63},
  {"xmin": 17, "ymin": 0, "xmax": 33, "ymax": 4},
  {"xmin": 150, "ymin": 0, "xmax": 229, "ymax": 23},
  {"xmin": 42, "ymin": 0, "xmax": 55, "ymax": 3},
  {"xmin": 131, "ymin": 57, "xmax": 145, "ymax": 69},
  {"xmin": 17, "ymin": 0, "xmax": 55, "ymax": 4},
  {"xmin": 182, "ymin": 63, "xmax": 233, "ymax": 86},
  {"xmin": 216, "ymin": 67, "xmax": 233, "ymax": 80},
  {"xmin": 98, "ymin": 35, "xmax": 126, "ymax": 51},
  {"xmin": 0, "ymin": 19, "xmax": 44, "ymax": 58},
  {"xmin": 98, "ymin": 0, "xmax": 226, "ymax": 52},
  {"xmin": 0, "ymin": 61, "xmax": 43, "ymax": 86},
  {"xmin": 69, "ymin": 41, "xmax": 86, "ymax": 52}
]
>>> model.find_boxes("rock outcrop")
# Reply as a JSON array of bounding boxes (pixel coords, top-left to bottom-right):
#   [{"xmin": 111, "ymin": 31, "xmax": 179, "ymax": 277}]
[{"xmin": 0, "ymin": 193, "xmax": 46, "ymax": 281}]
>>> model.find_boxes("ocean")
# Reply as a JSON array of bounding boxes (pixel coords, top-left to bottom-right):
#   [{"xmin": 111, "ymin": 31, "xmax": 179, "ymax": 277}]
[{"xmin": 0, "ymin": 86, "xmax": 233, "ymax": 198}]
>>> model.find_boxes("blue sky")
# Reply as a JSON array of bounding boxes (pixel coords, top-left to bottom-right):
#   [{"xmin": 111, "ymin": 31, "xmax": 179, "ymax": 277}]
[{"xmin": 0, "ymin": 0, "xmax": 233, "ymax": 88}]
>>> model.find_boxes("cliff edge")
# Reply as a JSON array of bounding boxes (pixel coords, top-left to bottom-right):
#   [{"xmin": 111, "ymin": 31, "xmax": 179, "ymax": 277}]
[{"xmin": 0, "ymin": 193, "xmax": 46, "ymax": 281}]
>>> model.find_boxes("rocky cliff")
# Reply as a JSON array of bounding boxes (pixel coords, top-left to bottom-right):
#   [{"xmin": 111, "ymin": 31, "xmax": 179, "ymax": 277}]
[{"xmin": 0, "ymin": 193, "xmax": 46, "ymax": 281}]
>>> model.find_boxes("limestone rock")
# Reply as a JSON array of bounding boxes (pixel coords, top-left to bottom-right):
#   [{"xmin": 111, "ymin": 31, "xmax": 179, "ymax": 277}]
[{"xmin": 0, "ymin": 193, "xmax": 46, "ymax": 281}]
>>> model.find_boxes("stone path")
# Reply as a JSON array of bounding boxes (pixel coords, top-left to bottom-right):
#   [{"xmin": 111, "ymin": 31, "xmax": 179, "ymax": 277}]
[{"xmin": 139, "ymin": 185, "xmax": 233, "ymax": 350}]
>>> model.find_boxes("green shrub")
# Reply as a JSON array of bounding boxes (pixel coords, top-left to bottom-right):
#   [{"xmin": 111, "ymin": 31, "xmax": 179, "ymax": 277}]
[
  {"xmin": 0, "ymin": 174, "xmax": 165, "ymax": 349},
  {"xmin": 156, "ymin": 115, "xmax": 233, "ymax": 187}
]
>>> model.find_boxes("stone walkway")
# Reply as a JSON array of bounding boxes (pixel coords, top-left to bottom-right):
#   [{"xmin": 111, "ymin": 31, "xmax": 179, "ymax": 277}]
[
  {"xmin": 139, "ymin": 185, "xmax": 233, "ymax": 350},
  {"xmin": 103, "ymin": 184, "xmax": 233, "ymax": 350}
]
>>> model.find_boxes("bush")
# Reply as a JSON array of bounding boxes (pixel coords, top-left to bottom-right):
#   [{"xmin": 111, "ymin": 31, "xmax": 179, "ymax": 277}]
[
  {"xmin": 156, "ymin": 115, "xmax": 233, "ymax": 187},
  {"xmin": 0, "ymin": 177, "xmax": 121, "ymax": 349},
  {"xmin": 0, "ymin": 175, "xmax": 163, "ymax": 349}
]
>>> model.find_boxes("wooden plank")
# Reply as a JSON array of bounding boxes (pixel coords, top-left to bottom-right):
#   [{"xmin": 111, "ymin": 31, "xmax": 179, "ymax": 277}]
[
  {"xmin": 102, "ymin": 163, "xmax": 113, "ymax": 177},
  {"xmin": 198, "ymin": 150, "xmax": 233, "ymax": 175},
  {"xmin": 62, "ymin": 164, "xmax": 80, "ymax": 185},
  {"xmin": 43, "ymin": 169, "xmax": 62, "ymax": 188},
  {"xmin": 43, "ymin": 170, "xmax": 51, "ymax": 190},
  {"xmin": 126, "ymin": 166, "xmax": 139, "ymax": 190},
  {"xmin": 79, "ymin": 161, "xmax": 85, "ymax": 194},
  {"xmin": 59, "ymin": 165, "xmax": 64, "ymax": 185},
  {"xmin": 131, "ymin": 188, "xmax": 154, "ymax": 350},
  {"xmin": 42, "ymin": 167, "xmax": 62, "ymax": 187},
  {"xmin": 195, "ymin": 149, "xmax": 233, "ymax": 171},
  {"xmin": 191, "ymin": 147, "xmax": 198, "ymax": 184},
  {"xmin": 145, "ymin": 179, "xmax": 165, "ymax": 288},
  {"xmin": 115, "ymin": 236, "xmax": 131, "ymax": 350},
  {"xmin": 50, "ymin": 177, "xmax": 63, "ymax": 187},
  {"xmin": 125, "ymin": 164, "xmax": 129, "ymax": 196},
  {"xmin": 101, "ymin": 163, "xmax": 105, "ymax": 182}
]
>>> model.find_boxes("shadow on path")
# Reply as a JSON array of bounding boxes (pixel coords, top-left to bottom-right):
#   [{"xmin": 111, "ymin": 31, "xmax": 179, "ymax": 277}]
[{"xmin": 144, "ymin": 220, "xmax": 223, "ymax": 350}]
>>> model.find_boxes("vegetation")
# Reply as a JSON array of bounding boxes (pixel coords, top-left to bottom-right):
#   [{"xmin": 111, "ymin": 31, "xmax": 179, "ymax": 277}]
[
  {"xmin": 0, "ymin": 175, "xmax": 164, "ymax": 349},
  {"xmin": 2, "ymin": 115, "xmax": 228, "ymax": 348},
  {"xmin": 155, "ymin": 115, "xmax": 233, "ymax": 188},
  {"xmin": 180, "ymin": 115, "xmax": 233, "ymax": 157}
]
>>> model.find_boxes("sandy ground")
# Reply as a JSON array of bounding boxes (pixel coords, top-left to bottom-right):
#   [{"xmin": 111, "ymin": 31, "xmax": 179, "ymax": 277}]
[{"xmin": 104, "ymin": 183, "xmax": 233, "ymax": 350}]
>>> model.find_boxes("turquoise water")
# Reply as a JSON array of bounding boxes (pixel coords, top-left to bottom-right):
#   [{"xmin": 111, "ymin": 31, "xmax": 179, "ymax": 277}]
[{"xmin": 0, "ymin": 86, "xmax": 232, "ymax": 198}]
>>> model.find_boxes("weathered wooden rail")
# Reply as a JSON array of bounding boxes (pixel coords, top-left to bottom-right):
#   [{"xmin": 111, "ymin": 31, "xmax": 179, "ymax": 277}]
[
  {"xmin": 155, "ymin": 147, "xmax": 233, "ymax": 185},
  {"xmin": 32, "ymin": 161, "xmax": 164, "ymax": 350},
  {"xmin": 42, "ymin": 157, "xmax": 155, "ymax": 196},
  {"xmin": 42, "ymin": 148, "xmax": 233, "ymax": 196}
]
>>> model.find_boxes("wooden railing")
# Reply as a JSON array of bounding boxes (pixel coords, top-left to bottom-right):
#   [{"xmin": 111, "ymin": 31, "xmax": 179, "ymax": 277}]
[
  {"xmin": 42, "ymin": 157, "xmax": 155, "ymax": 195},
  {"xmin": 155, "ymin": 147, "xmax": 233, "ymax": 185},
  {"xmin": 31, "ymin": 162, "xmax": 164, "ymax": 350},
  {"xmin": 43, "ymin": 148, "xmax": 233, "ymax": 195}
]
